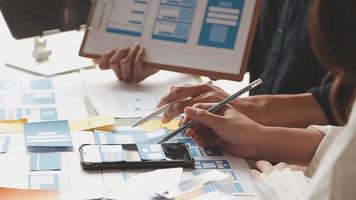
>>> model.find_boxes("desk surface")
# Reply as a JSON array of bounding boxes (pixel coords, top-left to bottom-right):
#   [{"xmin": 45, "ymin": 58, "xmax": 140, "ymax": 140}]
[{"xmin": 0, "ymin": 11, "xmax": 255, "ymax": 200}]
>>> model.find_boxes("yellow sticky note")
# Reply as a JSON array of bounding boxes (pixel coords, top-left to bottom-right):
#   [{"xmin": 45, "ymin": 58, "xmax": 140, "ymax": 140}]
[
  {"xmin": 69, "ymin": 115, "xmax": 116, "ymax": 132},
  {"xmin": 140, "ymin": 118, "xmax": 181, "ymax": 132},
  {"xmin": 0, "ymin": 119, "xmax": 26, "ymax": 133},
  {"xmin": 0, "ymin": 124, "xmax": 24, "ymax": 133},
  {"xmin": 0, "ymin": 119, "xmax": 27, "ymax": 124}
]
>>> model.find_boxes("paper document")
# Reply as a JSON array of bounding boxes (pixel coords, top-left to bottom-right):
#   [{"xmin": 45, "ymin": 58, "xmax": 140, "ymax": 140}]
[
  {"xmin": 0, "ymin": 75, "xmax": 88, "ymax": 123},
  {"xmin": 81, "ymin": 69, "xmax": 199, "ymax": 118},
  {"xmin": 81, "ymin": 0, "xmax": 261, "ymax": 80}
]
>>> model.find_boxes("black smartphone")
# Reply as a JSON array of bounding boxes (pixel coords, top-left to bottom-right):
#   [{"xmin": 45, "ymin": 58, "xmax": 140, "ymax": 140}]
[{"xmin": 79, "ymin": 143, "xmax": 194, "ymax": 170}]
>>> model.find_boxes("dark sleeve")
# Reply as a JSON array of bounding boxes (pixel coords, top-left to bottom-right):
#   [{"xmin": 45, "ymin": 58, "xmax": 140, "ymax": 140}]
[{"xmin": 308, "ymin": 84, "xmax": 336, "ymax": 125}]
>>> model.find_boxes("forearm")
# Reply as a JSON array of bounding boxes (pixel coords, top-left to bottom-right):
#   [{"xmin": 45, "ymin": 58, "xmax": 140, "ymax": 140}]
[
  {"xmin": 235, "ymin": 94, "xmax": 329, "ymax": 128},
  {"xmin": 253, "ymin": 126, "xmax": 324, "ymax": 165}
]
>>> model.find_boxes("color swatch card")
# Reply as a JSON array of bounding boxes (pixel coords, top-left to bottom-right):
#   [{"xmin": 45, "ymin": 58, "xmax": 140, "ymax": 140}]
[
  {"xmin": 0, "ymin": 136, "xmax": 10, "ymax": 153},
  {"xmin": 137, "ymin": 144, "xmax": 166, "ymax": 161},
  {"xmin": 24, "ymin": 120, "xmax": 73, "ymax": 151},
  {"xmin": 30, "ymin": 152, "xmax": 61, "ymax": 171}
]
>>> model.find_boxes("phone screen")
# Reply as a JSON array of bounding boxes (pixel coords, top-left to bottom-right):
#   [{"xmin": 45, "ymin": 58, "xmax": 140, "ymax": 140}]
[{"xmin": 81, "ymin": 143, "xmax": 193, "ymax": 164}]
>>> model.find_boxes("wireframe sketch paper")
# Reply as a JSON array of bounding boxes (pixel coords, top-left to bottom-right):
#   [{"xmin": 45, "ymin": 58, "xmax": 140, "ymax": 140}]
[
  {"xmin": 81, "ymin": 69, "xmax": 199, "ymax": 118},
  {"xmin": 80, "ymin": 0, "xmax": 262, "ymax": 80}
]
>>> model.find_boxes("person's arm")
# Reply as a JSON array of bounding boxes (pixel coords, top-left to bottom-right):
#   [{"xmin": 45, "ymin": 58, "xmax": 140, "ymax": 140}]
[
  {"xmin": 157, "ymin": 83, "xmax": 328, "ymax": 128},
  {"xmin": 308, "ymin": 84, "xmax": 336, "ymax": 125},
  {"xmin": 239, "ymin": 93, "xmax": 329, "ymax": 128}
]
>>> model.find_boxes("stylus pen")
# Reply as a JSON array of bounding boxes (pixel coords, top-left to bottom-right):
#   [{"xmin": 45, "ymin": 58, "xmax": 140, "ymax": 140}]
[{"xmin": 157, "ymin": 79, "xmax": 263, "ymax": 144}]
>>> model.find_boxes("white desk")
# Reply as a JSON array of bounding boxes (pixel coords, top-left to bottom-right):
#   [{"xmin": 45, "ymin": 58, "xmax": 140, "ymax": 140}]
[{"xmin": 0, "ymin": 11, "xmax": 255, "ymax": 200}]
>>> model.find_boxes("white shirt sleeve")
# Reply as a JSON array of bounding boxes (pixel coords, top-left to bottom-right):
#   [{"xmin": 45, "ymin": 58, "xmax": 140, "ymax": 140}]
[
  {"xmin": 305, "ymin": 125, "xmax": 344, "ymax": 177},
  {"xmin": 255, "ymin": 168, "xmax": 311, "ymax": 200}
]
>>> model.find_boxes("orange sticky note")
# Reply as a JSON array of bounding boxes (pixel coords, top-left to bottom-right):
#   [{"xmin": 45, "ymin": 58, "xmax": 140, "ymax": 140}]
[{"xmin": 0, "ymin": 187, "xmax": 58, "ymax": 200}]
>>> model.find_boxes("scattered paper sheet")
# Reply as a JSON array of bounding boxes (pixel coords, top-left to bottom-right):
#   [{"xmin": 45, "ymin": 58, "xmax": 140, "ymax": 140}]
[
  {"xmin": 106, "ymin": 168, "xmax": 183, "ymax": 199},
  {"xmin": 94, "ymin": 128, "xmax": 168, "ymax": 144},
  {"xmin": 0, "ymin": 187, "xmax": 58, "ymax": 200},
  {"xmin": 81, "ymin": 69, "xmax": 200, "ymax": 118},
  {"xmin": 0, "ymin": 75, "xmax": 88, "ymax": 124},
  {"xmin": 156, "ymin": 170, "xmax": 230, "ymax": 199}
]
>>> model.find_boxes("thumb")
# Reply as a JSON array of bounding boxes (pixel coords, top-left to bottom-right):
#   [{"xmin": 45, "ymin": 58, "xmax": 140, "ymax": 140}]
[{"xmin": 184, "ymin": 106, "xmax": 222, "ymax": 128}]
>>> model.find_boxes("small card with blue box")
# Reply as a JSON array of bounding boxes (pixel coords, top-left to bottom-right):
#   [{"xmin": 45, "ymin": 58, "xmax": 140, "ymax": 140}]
[{"xmin": 24, "ymin": 120, "xmax": 73, "ymax": 151}]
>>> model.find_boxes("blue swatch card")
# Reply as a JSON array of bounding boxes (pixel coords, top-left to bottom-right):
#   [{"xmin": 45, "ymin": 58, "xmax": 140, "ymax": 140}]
[
  {"xmin": 137, "ymin": 144, "xmax": 166, "ymax": 161},
  {"xmin": 24, "ymin": 120, "xmax": 73, "ymax": 151},
  {"xmin": 30, "ymin": 152, "xmax": 61, "ymax": 171},
  {"xmin": 0, "ymin": 136, "xmax": 10, "ymax": 153}
]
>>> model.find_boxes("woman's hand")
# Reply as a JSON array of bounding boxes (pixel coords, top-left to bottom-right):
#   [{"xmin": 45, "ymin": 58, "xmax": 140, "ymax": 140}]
[
  {"xmin": 182, "ymin": 103, "xmax": 264, "ymax": 158},
  {"xmin": 96, "ymin": 43, "xmax": 159, "ymax": 83}
]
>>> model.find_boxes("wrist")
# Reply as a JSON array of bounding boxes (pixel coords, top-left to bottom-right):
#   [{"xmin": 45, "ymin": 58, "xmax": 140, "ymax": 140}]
[{"xmin": 248, "ymin": 124, "xmax": 270, "ymax": 158}]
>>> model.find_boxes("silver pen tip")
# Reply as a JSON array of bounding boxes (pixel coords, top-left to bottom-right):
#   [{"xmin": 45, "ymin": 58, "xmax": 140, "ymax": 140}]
[{"xmin": 250, "ymin": 79, "xmax": 263, "ymax": 88}]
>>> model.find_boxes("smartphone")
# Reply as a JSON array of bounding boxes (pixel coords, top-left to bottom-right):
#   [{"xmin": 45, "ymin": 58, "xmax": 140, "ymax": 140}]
[{"xmin": 79, "ymin": 143, "xmax": 194, "ymax": 170}]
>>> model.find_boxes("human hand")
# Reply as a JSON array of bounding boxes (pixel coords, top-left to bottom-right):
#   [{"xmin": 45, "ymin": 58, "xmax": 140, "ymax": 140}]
[
  {"xmin": 96, "ymin": 43, "xmax": 159, "ymax": 82},
  {"xmin": 250, "ymin": 161, "xmax": 306, "ymax": 181},
  {"xmin": 182, "ymin": 103, "xmax": 263, "ymax": 158},
  {"xmin": 157, "ymin": 83, "xmax": 231, "ymax": 123}
]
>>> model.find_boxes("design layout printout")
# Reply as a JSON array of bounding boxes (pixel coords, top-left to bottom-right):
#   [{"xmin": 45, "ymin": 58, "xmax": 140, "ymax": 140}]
[
  {"xmin": 0, "ymin": 76, "xmax": 88, "ymax": 122},
  {"xmin": 0, "ymin": 79, "xmax": 58, "ymax": 122},
  {"xmin": 81, "ymin": 69, "xmax": 199, "ymax": 118},
  {"xmin": 82, "ymin": 0, "xmax": 259, "ymax": 80}
]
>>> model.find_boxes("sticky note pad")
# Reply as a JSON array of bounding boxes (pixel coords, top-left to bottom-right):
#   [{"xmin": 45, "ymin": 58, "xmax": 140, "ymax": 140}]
[
  {"xmin": 140, "ymin": 119, "xmax": 180, "ymax": 132},
  {"xmin": 137, "ymin": 144, "xmax": 166, "ymax": 161},
  {"xmin": 69, "ymin": 115, "xmax": 116, "ymax": 132},
  {"xmin": 24, "ymin": 120, "xmax": 73, "ymax": 150},
  {"xmin": 30, "ymin": 152, "xmax": 61, "ymax": 171},
  {"xmin": 99, "ymin": 145, "xmax": 124, "ymax": 162},
  {"xmin": 0, "ymin": 136, "xmax": 10, "ymax": 153}
]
